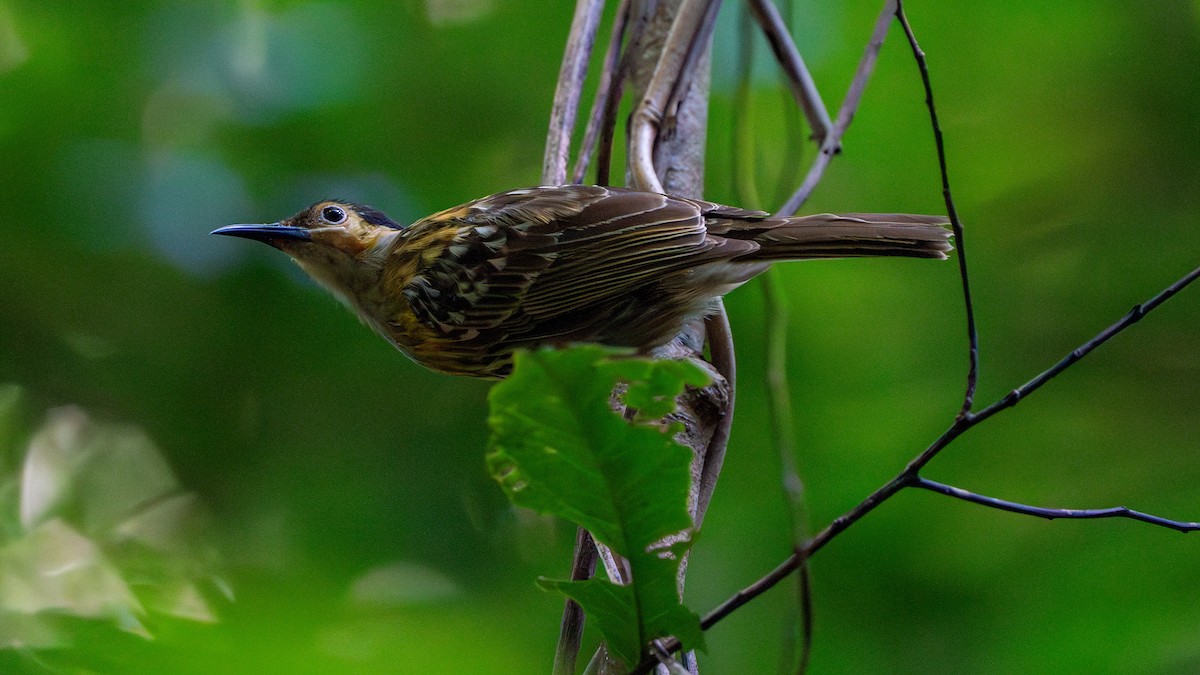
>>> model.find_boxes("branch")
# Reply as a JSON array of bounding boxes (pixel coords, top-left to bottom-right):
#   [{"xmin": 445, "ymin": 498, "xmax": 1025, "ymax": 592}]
[
  {"xmin": 746, "ymin": 0, "xmax": 833, "ymax": 145},
  {"xmin": 965, "ymin": 263, "xmax": 1200, "ymax": 428},
  {"xmin": 627, "ymin": 0, "xmax": 721, "ymax": 193},
  {"xmin": 695, "ymin": 301, "xmax": 734, "ymax": 526},
  {"xmin": 543, "ymin": 0, "xmax": 607, "ymax": 186},
  {"xmin": 776, "ymin": 0, "xmax": 897, "ymax": 216},
  {"xmin": 763, "ymin": 271, "xmax": 813, "ymax": 675},
  {"xmin": 631, "ymin": 1, "xmax": 1200, "ymax": 667},
  {"xmin": 894, "ymin": 1, "xmax": 979, "ymax": 417},
  {"xmin": 554, "ymin": 528, "xmax": 599, "ymax": 675},
  {"xmin": 621, "ymin": 0, "xmax": 732, "ymax": 532},
  {"xmin": 912, "ymin": 477, "xmax": 1200, "ymax": 532},
  {"xmin": 572, "ymin": 0, "xmax": 632, "ymax": 185},
  {"xmin": 691, "ymin": 261, "xmax": 1200, "ymax": 645},
  {"xmin": 650, "ymin": 640, "xmax": 691, "ymax": 675},
  {"xmin": 660, "ymin": 0, "xmax": 724, "ymax": 147},
  {"xmin": 588, "ymin": 2, "xmax": 731, "ymax": 672}
]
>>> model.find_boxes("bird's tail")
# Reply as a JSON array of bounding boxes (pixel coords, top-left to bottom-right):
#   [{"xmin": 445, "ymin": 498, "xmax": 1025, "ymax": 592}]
[{"xmin": 737, "ymin": 213, "xmax": 953, "ymax": 261}]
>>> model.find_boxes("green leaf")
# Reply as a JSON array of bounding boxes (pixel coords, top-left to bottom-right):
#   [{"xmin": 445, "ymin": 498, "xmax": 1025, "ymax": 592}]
[
  {"xmin": 487, "ymin": 345, "xmax": 709, "ymax": 665},
  {"xmin": 622, "ymin": 358, "xmax": 712, "ymax": 419},
  {"xmin": 536, "ymin": 539, "xmax": 705, "ymax": 667},
  {"xmin": 537, "ymin": 577, "xmax": 639, "ymax": 666}
]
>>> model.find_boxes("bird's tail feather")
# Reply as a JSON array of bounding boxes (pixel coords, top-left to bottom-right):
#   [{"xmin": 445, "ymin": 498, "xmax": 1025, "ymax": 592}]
[{"xmin": 745, "ymin": 213, "xmax": 953, "ymax": 261}]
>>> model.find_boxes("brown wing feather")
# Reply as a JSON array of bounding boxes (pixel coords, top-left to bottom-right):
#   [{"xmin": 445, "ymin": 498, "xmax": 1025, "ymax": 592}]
[{"xmin": 397, "ymin": 186, "xmax": 734, "ymax": 335}]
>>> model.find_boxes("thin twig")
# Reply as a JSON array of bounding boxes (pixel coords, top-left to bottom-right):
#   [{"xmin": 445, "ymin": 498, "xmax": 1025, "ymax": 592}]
[
  {"xmin": 692, "ymin": 262, "xmax": 1200, "ymax": 640},
  {"xmin": 759, "ymin": 271, "xmax": 806, "ymax": 542},
  {"xmin": 965, "ymin": 263, "xmax": 1200, "ymax": 428},
  {"xmin": 912, "ymin": 477, "xmax": 1200, "ymax": 532},
  {"xmin": 764, "ymin": 8, "xmax": 814, "ymax": 674},
  {"xmin": 763, "ymin": 271, "xmax": 814, "ymax": 675},
  {"xmin": 791, "ymin": 565, "xmax": 814, "ymax": 675},
  {"xmin": 597, "ymin": 0, "xmax": 654, "ymax": 188},
  {"xmin": 595, "ymin": 55, "xmax": 625, "ymax": 188},
  {"xmin": 777, "ymin": 0, "xmax": 897, "ymax": 217},
  {"xmin": 894, "ymin": 1, "xmax": 979, "ymax": 417},
  {"xmin": 622, "ymin": 0, "xmax": 733, "ymax": 531},
  {"xmin": 544, "ymin": 0, "xmax": 607, "ymax": 186},
  {"xmin": 884, "ymin": 264, "xmax": 1200, "ymax": 488},
  {"xmin": 731, "ymin": 1, "xmax": 809, "ymax": 557},
  {"xmin": 573, "ymin": 0, "xmax": 632, "ymax": 185},
  {"xmin": 596, "ymin": 540, "xmax": 630, "ymax": 585},
  {"xmin": 746, "ymin": 0, "xmax": 833, "ymax": 145},
  {"xmin": 771, "ymin": 0, "xmax": 807, "ymax": 207},
  {"xmin": 554, "ymin": 528, "xmax": 600, "ymax": 675},
  {"xmin": 695, "ymin": 301, "xmax": 735, "ymax": 525},
  {"xmin": 695, "ymin": 0, "xmax": 1200, "ymax": 631}
]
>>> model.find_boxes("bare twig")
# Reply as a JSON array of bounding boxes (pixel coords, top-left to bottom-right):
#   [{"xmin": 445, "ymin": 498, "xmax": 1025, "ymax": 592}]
[
  {"xmin": 777, "ymin": 0, "xmax": 898, "ymax": 217},
  {"xmin": 689, "ymin": 261, "xmax": 1200, "ymax": 649},
  {"xmin": 785, "ymin": 565, "xmax": 814, "ymax": 675},
  {"xmin": 544, "ymin": 0, "xmax": 607, "ymax": 186},
  {"xmin": 894, "ymin": 2, "xmax": 978, "ymax": 416},
  {"xmin": 623, "ymin": 5, "xmax": 729, "ymax": 673},
  {"xmin": 565, "ymin": 8, "xmax": 731, "ymax": 669},
  {"xmin": 596, "ymin": 0, "xmax": 654, "ymax": 188},
  {"xmin": 731, "ymin": 0, "xmax": 808, "ymax": 564},
  {"xmin": 912, "ymin": 477, "xmax": 1200, "ymax": 532},
  {"xmin": 595, "ymin": 59, "xmax": 624, "ymax": 187},
  {"xmin": 758, "ymin": 270, "xmax": 806, "ymax": 542},
  {"xmin": 770, "ymin": 0, "xmax": 808, "ymax": 204},
  {"xmin": 695, "ymin": 301, "xmax": 734, "ymax": 525},
  {"xmin": 963, "ymin": 264, "xmax": 1200, "ymax": 428},
  {"xmin": 746, "ymin": 0, "xmax": 833, "ymax": 145},
  {"xmin": 698, "ymin": 0, "xmax": 1200, "ymax": 633},
  {"xmin": 763, "ymin": 271, "xmax": 814, "ymax": 675},
  {"xmin": 573, "ymin": 0, "xmax": 632, "ymax": 185},
  {"xmin": 731, "ymin": 6, "xmax": 763, "ymax": 207},
  {"xmin": 555, "ymin": 528, "xmax": 600, "ymax": 675},
  {"xmin": 620, "ymin": 0, "xmax": 732, "ymax": 532}
]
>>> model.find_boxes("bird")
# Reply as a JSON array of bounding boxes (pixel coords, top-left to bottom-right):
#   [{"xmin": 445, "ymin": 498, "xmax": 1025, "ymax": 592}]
[{"xmin": 213, "ymin": 184, "xmax": 952, "ymax": 378}]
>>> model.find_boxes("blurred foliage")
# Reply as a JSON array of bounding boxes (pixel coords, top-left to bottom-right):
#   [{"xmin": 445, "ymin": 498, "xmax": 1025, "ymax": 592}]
[
  {"xmin": 0, "ymin": 392, "xmax": 223, "ymax": 658},
  {"xmin": 0, "ymin": 0, "xmax": 1197, "ymax": 673}
]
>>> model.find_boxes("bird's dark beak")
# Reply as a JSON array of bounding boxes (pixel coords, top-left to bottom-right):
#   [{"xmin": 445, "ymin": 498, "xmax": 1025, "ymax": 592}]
[{"xmin": 211, "ymin": 223, "xmax": 312, "ymax": 242}]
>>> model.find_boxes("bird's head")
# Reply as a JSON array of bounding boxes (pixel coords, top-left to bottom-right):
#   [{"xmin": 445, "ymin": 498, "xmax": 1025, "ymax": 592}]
[
  {"xmin": 213, "ymin": 201, "xmax": 405, "ymax": 307},
  {"xmin": 212, "ymin": 201, "xmax": 403, "ymax": 257}
]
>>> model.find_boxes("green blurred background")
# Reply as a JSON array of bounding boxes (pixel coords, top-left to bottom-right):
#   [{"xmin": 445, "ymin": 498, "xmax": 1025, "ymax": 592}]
[{"xmin": 1, "ymin": 0, "xmax": 1197, "ymax": 672}]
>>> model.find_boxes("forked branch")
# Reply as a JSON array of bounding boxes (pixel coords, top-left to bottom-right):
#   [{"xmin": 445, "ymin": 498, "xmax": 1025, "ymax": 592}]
[
  {"xmin": 634, "ymin": 260, "xmax": 1200, "ymax": 675},
  {"xmin": 630, "ymin": 1, "xmax": 1200, "ymax": 671}
]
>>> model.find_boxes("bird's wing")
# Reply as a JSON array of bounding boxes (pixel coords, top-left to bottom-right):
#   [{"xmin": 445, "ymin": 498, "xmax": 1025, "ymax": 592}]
[{"xmin": 394, "ymin": 185, "xmax": 756, "ymax": 337}]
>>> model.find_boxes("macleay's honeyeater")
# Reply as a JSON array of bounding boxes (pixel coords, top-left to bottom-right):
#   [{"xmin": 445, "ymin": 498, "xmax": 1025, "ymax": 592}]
[{"xmin": 213, "ymin": 185, "xmax": 952, "ymax": 378}]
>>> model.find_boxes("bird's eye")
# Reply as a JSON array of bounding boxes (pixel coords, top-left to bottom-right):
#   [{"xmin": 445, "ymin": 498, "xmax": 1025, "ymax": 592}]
[{"xmin": 320, "ymin": 205, "xmax": 347, "ymax": 224}]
